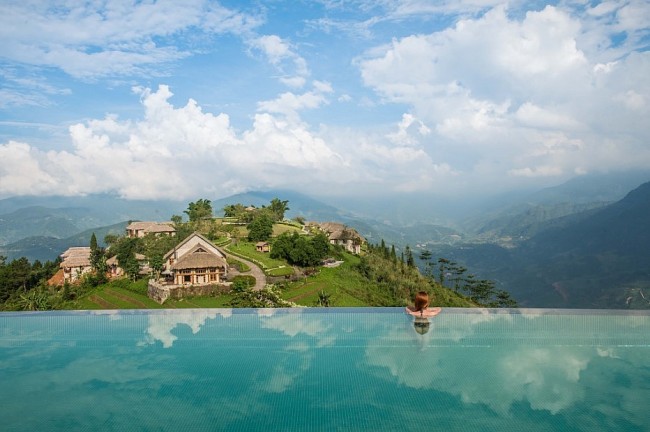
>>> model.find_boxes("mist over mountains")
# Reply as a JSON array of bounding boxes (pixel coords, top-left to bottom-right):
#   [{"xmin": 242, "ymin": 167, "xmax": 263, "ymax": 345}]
[{"xmin": 1, "ymin": 171, "xmax": 649, "ymax": 308}]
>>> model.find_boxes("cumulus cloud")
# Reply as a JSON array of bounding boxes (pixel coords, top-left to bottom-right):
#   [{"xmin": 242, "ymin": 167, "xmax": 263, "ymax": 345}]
[
  {"xmin": 358, "ymin": 4, "xmax": 650, "ymax": 190},
  {"xmin": 0, "ymin": 82, "xmax": 460, "ymax": 198},
  {"xmin": 141, "ymin": 309, "xmax": 231, "ymax": 348}
]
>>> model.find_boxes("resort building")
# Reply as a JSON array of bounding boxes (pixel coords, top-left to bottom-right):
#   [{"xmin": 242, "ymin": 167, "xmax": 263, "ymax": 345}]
[
  {"xmin": 311, "ymin": 222, "xmax": 365, "ymax": 255},
  {"xmin": 126, "ymin": 221, "xmax": 176, "ymax": 238},
  {"xmin": 162, "ymin": 233, "xmax": 228, "ymax": 286},
  {"xmin": 256, "ymin": 241, "xmax": 270, "ymax": 253},
  {"xmin": 59, "ymin": 247, "xmax": 93, "ymax": 283}
]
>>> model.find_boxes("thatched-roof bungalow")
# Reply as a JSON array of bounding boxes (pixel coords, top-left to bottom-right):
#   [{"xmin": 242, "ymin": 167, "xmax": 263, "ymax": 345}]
[
  {"xmin": 60, "ymin": 247, "xmax": 92, "ymax": 283},
  {"xmin": 126, "ymin": 221, "xmax": 176, "ymax": 238},
  {"xmin": 163, "ymin": 233, "xmax": 228, "ymax": 286}
]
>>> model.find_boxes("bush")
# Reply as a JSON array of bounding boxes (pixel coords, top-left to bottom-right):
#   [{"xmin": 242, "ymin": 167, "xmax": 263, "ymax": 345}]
[{"xmin": 231, "ymin": 275, "xmax": 256, "ymax": 290}]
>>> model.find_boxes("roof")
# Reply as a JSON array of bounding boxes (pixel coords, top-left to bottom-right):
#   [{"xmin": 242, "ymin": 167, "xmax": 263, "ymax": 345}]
[
  {"xmin": 107, "ymin": 254, "xmax": 147, "ymax": 266},
  {"xmin": 170, "ymin": 246, "xmax": 227, "ymax": 270},
  {"xmin": 163, "ymin": 232, "xmax": 222, "ymax": 261},
  {"xmin": 256, "ymin": 241, "xmax": 269, "ymax": 246},
  {"xmin": 127, "ymin": 221, "xmax": 175, "ymax": 233},
  {"xmin": 60, "ymin": 247, "xmax": 91, "ymax": 268},
  {"xmin": 317, "ymin": 222, "xmax": 364, "ymax": 242}
]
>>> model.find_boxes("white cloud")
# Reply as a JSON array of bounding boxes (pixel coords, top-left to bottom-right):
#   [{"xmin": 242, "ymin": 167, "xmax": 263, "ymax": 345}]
[
  {"xmin": 0, "ymin": 142, "xmax": 59, "ymax": 195},
  {"xmin": 140, "ymin": 309, "xmax": 230, "ymax": 348},
  {"xmin": 357, "ymin": 4, "xmax": 650, "ymax": 189},
  {"xmin": 387, "ymin": 113, "xmax": 431, "ymax": 146},
  {"xmin": 0, "ymin": 83, "xmax": 470, "ymax": 198},
  {"xmin": 0, "ymin": 85, "xmax": 347, "ymax": 198},
  {"xmin": 0, "ymin": 1, "xmax": 260, "ymax": 79},
  {"xmin": 250, "ymin": 34, "xmax": 310, "ymax": 87}
]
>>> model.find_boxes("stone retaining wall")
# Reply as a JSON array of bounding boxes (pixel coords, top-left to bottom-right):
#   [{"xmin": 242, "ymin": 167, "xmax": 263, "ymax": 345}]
[{"xmin": 148, "ymin": 279, "xmax": 231, "ymax": 304}]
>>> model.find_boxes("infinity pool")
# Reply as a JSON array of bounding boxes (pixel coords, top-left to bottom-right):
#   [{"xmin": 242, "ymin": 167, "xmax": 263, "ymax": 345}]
[{"xmin": 1, "ymin": 308, "xmax": 649, "ymax": 431}]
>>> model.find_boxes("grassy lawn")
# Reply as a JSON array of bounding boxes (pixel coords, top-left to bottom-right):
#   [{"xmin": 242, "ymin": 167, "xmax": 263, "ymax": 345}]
[
  {"xmin": 227, "ymin": 241, "xmax": 287, "ymax": 269},
  {"xmin": 280, "ymin": 253, "xmax": 379, "ymax": 307},
  {"xmin": 72, "ymin": 278, "xmax": 234, "ymax": 310},
  {"xmin": 75, "ymin": 283, "xmax": 164, "ymax": 310},
  {"xmin": 267, "ymin": 266, "xmax": 294, "ymax": 277},
  {"xmin": 272, "ymin": 223, "xmax": 303, "ymax": 236}
]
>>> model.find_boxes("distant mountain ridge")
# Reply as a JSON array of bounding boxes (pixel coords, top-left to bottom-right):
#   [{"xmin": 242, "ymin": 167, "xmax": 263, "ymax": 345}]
[
  {"xmin": 429, "ymin": 181, "xmax": 650, "ymax": 308},
  {"xmin": 460, "ymin": 170, "xmax": 650, "ymax": 243},
  {"xmin": 0, "ymin": 222, "xmax": 127, "ymax": 262}
]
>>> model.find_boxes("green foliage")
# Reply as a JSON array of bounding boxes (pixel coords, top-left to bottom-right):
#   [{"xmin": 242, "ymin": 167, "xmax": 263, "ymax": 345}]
[
  {"xmin": 15, "ymin": 288, "xmax": 52, "ymax": 311},
  {"xmin": 230, "ymin": 286, "xmax": 296, "ymax": 308},
  {"xmin": 417, "ymin": 247, "xmax": 517, "ymax": 307},
  {"xmin": 268, "ymin": 198, "xmax": 290, "ymax": 222},
  {"xmin": 111, "ymin": 237, "xmax": 142, "ymax": 281},
  {"xmin": 226, "ymin": 257, "xmax": 250, "ymax": 272},
  {"xmin": 270, "ymin": 232, "xmax": 330, "ymax": 267},
  {"xmin": 231, "ymin": 276, "xmax": 255, "ymax": 293},
  {"xmin": 247, "ymin": 215, "xmax": 273, "ymax": 242},
  {"xmin": 0, "ymin": 255, "xmax": 60, "ymax": 306},
  {"xmin": 184, "ymin": 199, "xmax": 213, "ymax": 222},
  {"xmin": 89, "ymin": 232, "xmax": 107, "ymax": 274},
  {"xmin": 267, "ymin": 267, "xmax": 294, "ymax": 277},
  {"xmin": 316, "ymin": 290, "xmax": 331, "ymax": 307},
  {"xmin": 224, "ymin": 198, "xmax": 291, "ymax": 224}
]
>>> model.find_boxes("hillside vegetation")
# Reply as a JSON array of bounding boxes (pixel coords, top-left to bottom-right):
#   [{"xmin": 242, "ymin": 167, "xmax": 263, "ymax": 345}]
[{"xmin": 0, "ymin": 196, "xmax": 515, "ymax": 311}]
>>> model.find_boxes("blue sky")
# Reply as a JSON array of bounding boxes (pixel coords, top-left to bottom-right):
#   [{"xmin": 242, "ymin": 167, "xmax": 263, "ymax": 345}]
[{"xmin": 1, "ymin": 0, "xmax": 649, "ymax": 201}]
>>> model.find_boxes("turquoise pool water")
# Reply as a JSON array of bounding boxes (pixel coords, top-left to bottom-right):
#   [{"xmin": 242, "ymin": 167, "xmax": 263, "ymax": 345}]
[{"xmin": 1, "ymin": 308, "xmax": 649, "ymax": 431}]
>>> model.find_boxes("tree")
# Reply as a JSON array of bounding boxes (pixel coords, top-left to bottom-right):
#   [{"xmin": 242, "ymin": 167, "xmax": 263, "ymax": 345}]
[
  {"xmin": 405, "ymin": 245, "xmax": 415, "ymax": 268},
  {"xmin": 316, "ymin": 290, "xmax": 331, "ymax": 307},
  {"xmin": 270, "ymin": 232, "xmax": 330, "ymax": 267},
  {"xmin": 149, "ymin": 253, "xmax": 164, "ymax": 279},
  {"xmin": 269, "ymin": 198, "xmax": 290, "ymax": 222},
  {"xmin": 419, "ymin": 250, "xmax": 435, "ymax": 278},
  {"xmin": 247, "ymin": 215, "xmax": 273, "ymax": 242},
  {"xmin": 438, "ymin": 258, "xmax": 450, "ymax": 286},
  {"xmin": 491, "ymin": 290, "xmax": 518, "ymax": 308},
  {"xmin": 223, "ymin": 203, "xmax": 246, "ymax": 218},
  {"xmin": 312, "ymin": 233, "xmax": 330, "ymax": 258},
  {"xmin": 89, "ymin": 232, "xmax": 106, "ymax": 275},
  {"xmin": 104, "ymin": 234, "xmax": 119, "ymax": 247},
  {"xmin": 184, "ymin": 199, "xmax": 213, "ymax": 222},
  {"xmin": 113, "ymin": 237, "xmax": 141, "ymax": 281}
]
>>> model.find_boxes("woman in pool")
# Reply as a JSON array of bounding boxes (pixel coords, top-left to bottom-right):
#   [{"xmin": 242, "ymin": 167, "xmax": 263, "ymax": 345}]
[{"xmin": 405, "ymin": 291, "xmax": 442, "ymax": 318}]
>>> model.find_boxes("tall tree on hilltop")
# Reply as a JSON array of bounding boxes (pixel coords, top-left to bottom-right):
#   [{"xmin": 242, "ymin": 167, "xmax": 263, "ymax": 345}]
[
  {"xmin": 114, "ymin": 237, "xmax": 141, "ymax": 281},
  {"xmin": 184, "ymin": 199, "xmax": 213, "ymax": 222},
  {"xmin": 247, "ymin": 214, "xmax": 273, "ymax": 242},
  {"xmin": 89, "ymin": 233, "xmax": 106, "ymax": 275},
  {"xmin": 269, "ymin": 198, "xmax": 290, "ymax": 222}
]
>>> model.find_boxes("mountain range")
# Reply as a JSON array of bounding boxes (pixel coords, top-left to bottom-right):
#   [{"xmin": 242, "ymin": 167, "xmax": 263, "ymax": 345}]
[
  {"xmin": 429, "ymin": 180, "xmax": 650, "ymax": 308},
  {"xmin": 1, "ymin": 171, "xmax": 649, "ymax": 308}
]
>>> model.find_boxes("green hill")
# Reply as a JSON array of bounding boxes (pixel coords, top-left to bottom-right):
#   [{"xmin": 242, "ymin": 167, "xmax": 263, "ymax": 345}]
[
  {"xmin": 426, "ymin": 181, "xmax": 650, "ymax": 309},
  {"xmin": 0, "ymin": 222, "xmax": 128, "ymax": 262}
]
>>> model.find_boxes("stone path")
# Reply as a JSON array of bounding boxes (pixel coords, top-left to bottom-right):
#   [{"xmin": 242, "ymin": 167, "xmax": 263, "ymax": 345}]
[{"xmin": 227, "ymin": 254, "xmax": 267, "ymax": 291}]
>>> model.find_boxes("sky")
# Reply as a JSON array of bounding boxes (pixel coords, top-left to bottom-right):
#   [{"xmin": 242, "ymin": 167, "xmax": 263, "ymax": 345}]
[{"xmin": 1, "ymin": 0, "xmax": 649, "ymax": 202}]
